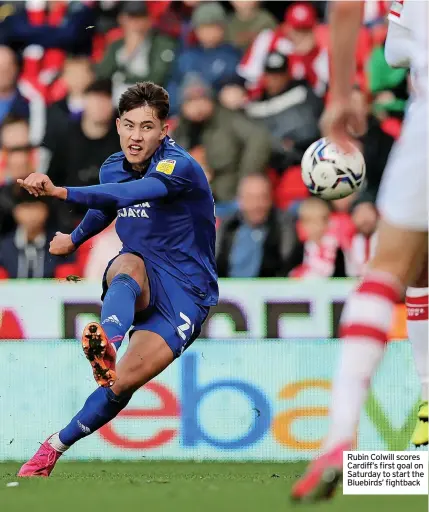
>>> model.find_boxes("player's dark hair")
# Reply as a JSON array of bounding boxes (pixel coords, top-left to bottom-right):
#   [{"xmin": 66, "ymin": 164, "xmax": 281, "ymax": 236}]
[{"xmin": 118, "ymin": 82, "xmax": 170, "ymax": 121}]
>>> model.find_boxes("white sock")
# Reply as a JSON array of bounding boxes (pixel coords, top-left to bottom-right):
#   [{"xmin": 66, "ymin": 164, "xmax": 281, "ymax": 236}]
[
  {"xmin": 323, "ymin": 340, "xmax": 386, "ymax": 451},
  {"xmin": 48, "ymin": 432, "xmax": 69, "ymax": 453},
  {"xmin": 406, "ymin": 287, "xmax": 429, "ymax": 402},
  {"xmin": 323, "ymin": 271, "xmax": 402, "ymax": 452}
]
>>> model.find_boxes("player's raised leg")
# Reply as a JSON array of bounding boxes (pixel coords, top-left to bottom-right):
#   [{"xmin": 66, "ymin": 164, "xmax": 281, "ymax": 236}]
[
  {"xmin": 17, "ymin": 329, "xmax": 173, "ymax": 477},
  {"xmin": 406, "ymin": 265, "xmax": 429, "ymax": 447},
  {"xmin": 83, "ymin": 253, "xmax": 150, "ymax": 387}
]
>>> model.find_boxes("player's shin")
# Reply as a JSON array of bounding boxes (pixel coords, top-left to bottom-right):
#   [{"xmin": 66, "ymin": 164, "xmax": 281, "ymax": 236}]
[
  {"xmin": 56, "ymin": 386, "xmax": 132, "ymax": 448},
  {"xmin": 406, "ymin": 287, "xmax": 428, "ymax": 446},
  {"xmin": 101, "ymin": 273, "xmax": 142, "ymax": 350},
  {"xmin": 406, "ymin": 287, "xmax": 429, "ymax": 402},
  {"xmin": 323, "ymin": 271, "xmax": 402, "ymax": 451}
]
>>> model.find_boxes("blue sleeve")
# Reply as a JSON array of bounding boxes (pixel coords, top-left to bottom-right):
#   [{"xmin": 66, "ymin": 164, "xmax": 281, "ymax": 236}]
[
  {"xmin": 70, "ymin": 209, "xmax": 116, "ymax": 248},
  {"xmin": 66, "ymin": 177, "xmax": 169, "ymax": 210},
  {"xmin": 65, "ymin": 159, "xmax": 194, "ymax": 210}
]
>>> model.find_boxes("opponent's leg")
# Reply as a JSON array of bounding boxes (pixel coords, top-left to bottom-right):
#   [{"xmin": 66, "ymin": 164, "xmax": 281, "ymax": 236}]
[
  {"xmin": 292, "ymin": 221, "xmax": 427, "ymax": 502},
  {"xmin": 18, "ymin": 330, "xmax": 173, "ymax": 477},
  {"xmin": 407, "ymin": 264, "xmax": 428, "ymax": 447},
  {"xmin": 84, "ymin": 253, "xmax": 150, "ymax": 386}
]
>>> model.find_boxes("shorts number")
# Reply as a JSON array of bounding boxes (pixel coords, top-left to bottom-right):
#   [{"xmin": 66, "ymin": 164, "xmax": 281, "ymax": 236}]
[{"xmin": 177, "ymin": 312, "xmax": 194, "ymax": 341}]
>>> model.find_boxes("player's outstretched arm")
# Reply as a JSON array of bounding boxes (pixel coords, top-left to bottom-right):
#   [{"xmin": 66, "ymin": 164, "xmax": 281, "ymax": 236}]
[
  {"xmin": 62, "ymin": 177, "xmax": 169, "ymax": 209},
  {"xmin": 17, "ymin": 172, "xmax": 170, "ymax": 209}
]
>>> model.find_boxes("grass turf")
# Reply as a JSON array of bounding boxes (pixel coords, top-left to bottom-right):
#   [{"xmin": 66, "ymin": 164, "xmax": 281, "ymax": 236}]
[{"xmin": 0, "ymin": 461, "xmax": 427, "ymax": 512}]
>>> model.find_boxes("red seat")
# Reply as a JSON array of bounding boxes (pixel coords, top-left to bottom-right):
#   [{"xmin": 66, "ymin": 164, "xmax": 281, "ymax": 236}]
[{"xmin": 273, "ymin": 166, "xmax": 309, "ymax": 210}]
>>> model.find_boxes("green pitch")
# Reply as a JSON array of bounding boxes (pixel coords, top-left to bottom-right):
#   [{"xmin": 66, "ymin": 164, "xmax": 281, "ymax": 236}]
[{"xmin": 0, "ymin": 461, "xmax": 426, "ymax": 512}]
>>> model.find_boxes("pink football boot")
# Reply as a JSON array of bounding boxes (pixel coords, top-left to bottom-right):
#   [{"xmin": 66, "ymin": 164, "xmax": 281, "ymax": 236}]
[
  {"xmin": 291, "ymin": 441, "xmax": 351, "ymax": 502},
  {"xmin": 17, "ymin": 436, "xmax": 63, "ymax": 477}
]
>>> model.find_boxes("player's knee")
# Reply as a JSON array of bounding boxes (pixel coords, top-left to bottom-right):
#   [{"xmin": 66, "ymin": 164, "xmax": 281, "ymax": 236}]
[
  {"xmin": 116, "ymin": 261, "xmax": 148, "ymax": 289},
  {"xmin": 111, "ymin": 378, "xmax": 147, "ymax": 397},
  {"xmin": 110, "ymin": 378, "xmax": 137, "ymax": 396}
]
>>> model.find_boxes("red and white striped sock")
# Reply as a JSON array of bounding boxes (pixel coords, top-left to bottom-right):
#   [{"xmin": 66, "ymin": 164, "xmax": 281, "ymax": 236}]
[
  {"xmin": 323, "ymin": 271, "xmax": 403, "ymax": 452},
  {"xmin": 406, "ymin": 287, "xmax": 428, "ymax": 402}
]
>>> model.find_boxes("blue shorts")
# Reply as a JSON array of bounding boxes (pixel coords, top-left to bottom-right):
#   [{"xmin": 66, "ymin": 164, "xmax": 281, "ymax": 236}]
[{"xmin": 102, "ymin": 252, "xmax": 209, "ymax": 358}]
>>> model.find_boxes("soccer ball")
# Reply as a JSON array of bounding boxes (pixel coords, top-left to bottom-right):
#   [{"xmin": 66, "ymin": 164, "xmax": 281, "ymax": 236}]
[{"xmin": 301, "ymin": 137, "xmax": 366, "ymax": 200}]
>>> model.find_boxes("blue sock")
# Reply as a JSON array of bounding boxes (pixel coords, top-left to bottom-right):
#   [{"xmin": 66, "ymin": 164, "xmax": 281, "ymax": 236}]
[
  {"xmin": 101, "ymin": 273, "xmax": 141, "ymax": 350},
  {"xmin": 59, "ymin": 387, "xmax": 131, "ymax": 446}
]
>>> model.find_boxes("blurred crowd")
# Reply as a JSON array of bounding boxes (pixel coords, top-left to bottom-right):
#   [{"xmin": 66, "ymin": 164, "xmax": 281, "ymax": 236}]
[{"xmin": 0, "ymin": 0, "xmax": 411, "ymax": 280}]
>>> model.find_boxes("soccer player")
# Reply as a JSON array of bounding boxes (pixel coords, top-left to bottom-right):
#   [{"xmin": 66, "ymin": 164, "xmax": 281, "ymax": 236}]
[
  {"xmin": 16, "ymin": 82, "xmax": 218, "ymax": 477},
  {"xmin": 292, "ymin": 1, "xmax": 427, "ymax": 502},
  {"xmin": 385, "ymin": 0, "xmax": 428, "ymax": 450}
]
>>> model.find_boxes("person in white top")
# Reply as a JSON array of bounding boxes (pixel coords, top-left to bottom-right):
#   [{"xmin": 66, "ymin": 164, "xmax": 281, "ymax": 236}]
[
  {"xmin": 292, "ymin": 1, "xmax": 428, "ymax": 502},
  {"xmin": 383, "ymin": 0, "xmax": 429, "ymax": 453}
]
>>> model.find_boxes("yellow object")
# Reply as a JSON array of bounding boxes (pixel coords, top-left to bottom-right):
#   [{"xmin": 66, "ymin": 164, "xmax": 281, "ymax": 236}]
[
  {"xmin": 411, "ymin": 401, "xmax": 428, "ymax": 447},
  {"xmin": 156, "ymin": 160, "xmax": 176, "ymax": 175}
]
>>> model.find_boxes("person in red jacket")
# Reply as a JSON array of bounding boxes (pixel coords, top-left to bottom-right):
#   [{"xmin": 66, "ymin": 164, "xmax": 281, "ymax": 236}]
[{"xmin": 238, "ymin": 2, "xmax": 329, "ymax": 98}]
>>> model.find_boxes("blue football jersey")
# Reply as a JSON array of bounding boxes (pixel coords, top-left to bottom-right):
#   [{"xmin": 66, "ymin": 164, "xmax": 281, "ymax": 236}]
[{"xmin": 99, "ymin": 137, "xmax": 218, "ymax": 307}]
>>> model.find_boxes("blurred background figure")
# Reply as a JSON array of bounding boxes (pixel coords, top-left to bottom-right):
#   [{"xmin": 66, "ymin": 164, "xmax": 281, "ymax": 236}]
[
  {"xmin": 227, "ymin": 1, "xmax": 277, "ymax": 52},
  {"xmin": 0, "ymin": 195, "xmax": 77, "ymax": 279},
  {"xmin": 290, "ymin": 197, "xmax": 338, "ymax": 278},
  {"xmin": 345, "ymin": 202, "xmax": 379, "ymax": 278},
  {"xmin": 0, "ymin": 115, "xmax": 35, "ymax": 235},
  {"xmin": 0, "ymin": 45, "xmax": 29, "ymax": 124},
  {"xmin": 351, "ymin": 87, "xmax": 395, "ymax": 204},
  {"xmin": 97, "ymin": 1, "xmax": 177, "ymax": 105},
  {"xmin": 216, "ymin": 174, "xmax": 301, "ymax": 277},
  {"xmin": 238, "ymin": 2, "xmax": 329, "ymax": 98},
  {"xmin": 45, "ymin": 55, "xmax": 95, "ymax": 136},
  {"xmin": 172, "ymin": 73, "xmax": 271, "ymax": 206},
  {"xmin": 45, "ymin": 78, "xmax": 119, "ymax": 229},
  {"xmin": 246, "ymin": 50, "xmax": 323, "ymax": 172},
  {"xmin": 168, "ymin": 2, "xmax": 241, "ymax": 115}
]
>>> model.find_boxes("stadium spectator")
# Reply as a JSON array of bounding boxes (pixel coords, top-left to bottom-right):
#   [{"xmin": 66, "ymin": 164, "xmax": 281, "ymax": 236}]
[
  {"xmin": 52, "ymin": 55, "xmax": 95, "ymax": 120},
  {"xmin": 246, "ymin": 51, "xmax": 323, "ymax": 172},
  {"xmin": 345, "ymin": 202, "xmax": 378, "ymax": 277},
  {"xmin": 167, "ymin": 2, "xmax": 242, "ymax": 115},
  {"xmin": 227, "ymin": 1, "xmax": 278, "ymax": 52},
  {"xmin": 97, "ymin": 1, "xmax": 177, "ymax": 105},
  {"xmin": 238, "ymin": 2, "xmax": 329, "ymax": 97},
  {"xmin": 45, "ymin": 78, "xmax": 120, "ymax": 228},
  {"xmin": 0, "ymin": 46, "xmax": 29, "ymax": 124},
  {"xmin": 352, "ymin": 87, "xmax": 395, "ymax": 205},
  {"xmin": 218, "ymin": 75, "xmax": 248, "ymax": 111},
  {"xmin": 216, "ymin": 174, "xmax": 301, "ymax": 277},
  {"xmin": 290, "ymin": 197, "xmax": 339, "ymax": 278},
  {"xmin": 368, "ymin": 32, "xmax": 409, "ymax": 121},
  {"xmin": 0, "ymin": 1, "xmax": 95, "ymax": 53},
  {"xmin": 172, "ymin": 74, "xmax": 271, "ymax": 203},
  {"xmin": 0, "ymin": 115, "xmax": 35, "ymax": 235},
  {"xmin": 44, "ymin": 55, "xmax": 95, "ymax": 152},
  {"xmin": 0, "ymin": 195, "xmax": 77, "ymax": 279}
]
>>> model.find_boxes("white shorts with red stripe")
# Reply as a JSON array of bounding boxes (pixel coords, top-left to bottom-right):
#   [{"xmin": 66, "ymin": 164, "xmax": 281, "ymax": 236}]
[{"xmin": 376, "ymin": 94, "xmax": 428, "ymax": 231}]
